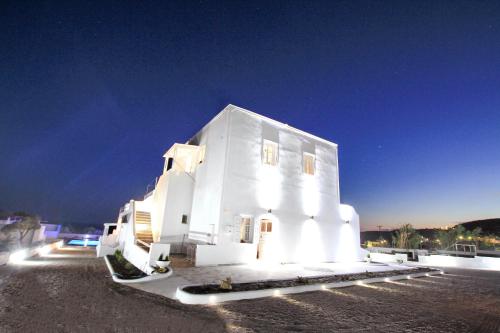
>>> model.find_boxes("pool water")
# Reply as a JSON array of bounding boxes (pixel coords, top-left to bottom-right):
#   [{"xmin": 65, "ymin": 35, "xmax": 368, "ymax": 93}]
[{"xmin": 67, "ymin": 239, "xmax": 99, "ymax": 247}]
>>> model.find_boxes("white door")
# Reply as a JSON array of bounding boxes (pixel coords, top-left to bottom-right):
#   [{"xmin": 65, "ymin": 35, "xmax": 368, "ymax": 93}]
[{"xmin": 257, "ymin": 219, "xmax": 273, "ymax": 260}]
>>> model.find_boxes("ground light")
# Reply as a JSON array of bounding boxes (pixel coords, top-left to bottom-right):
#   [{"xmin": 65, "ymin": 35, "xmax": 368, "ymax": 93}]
[
  {"xmin": 9, "ymin": 249, "xmax": 28, "ymax": 264},
  {"xmin": 38, "ymin": 244, "xmax": 52, "ymax": 256}
]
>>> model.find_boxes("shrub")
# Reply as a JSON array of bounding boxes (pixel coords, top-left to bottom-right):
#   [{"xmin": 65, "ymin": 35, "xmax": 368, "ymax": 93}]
[
  {"xmin": 296, "ymin": 276, "xmax": 309, "ymax": 284},
  {"xmin": 114, "ymin": 249, "xmax": 125, "ymax": 263},
  {"xmin": 219, "ymin": 277, "xmax": 232, "ymax": 290}
]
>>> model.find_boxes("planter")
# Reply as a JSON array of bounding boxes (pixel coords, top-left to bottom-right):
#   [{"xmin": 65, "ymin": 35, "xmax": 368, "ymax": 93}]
[
  {"xmin": 176, "ymin": 268, "xmax": 444, "ymax": 304},
  {"xmin": 155, "ymin": 260, "xmax": 171, "ymax": 268}
]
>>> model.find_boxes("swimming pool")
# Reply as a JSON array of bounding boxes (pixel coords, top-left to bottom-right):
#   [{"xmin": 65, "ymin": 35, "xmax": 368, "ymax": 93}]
[{"xmin": 67, "ymin": 239, "xmax": 99, "ymax": 247}]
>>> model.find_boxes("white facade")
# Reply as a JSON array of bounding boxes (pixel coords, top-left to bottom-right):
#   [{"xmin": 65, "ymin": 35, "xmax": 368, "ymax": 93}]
[{"xmin": 101, "ymin": 105, "xmax": 364, "ymax": 271}]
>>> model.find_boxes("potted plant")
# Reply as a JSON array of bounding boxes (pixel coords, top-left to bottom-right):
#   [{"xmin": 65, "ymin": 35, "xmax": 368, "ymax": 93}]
[{"xmin": 155, "ymin": 254, "xmax": 171, "ymax": 268}]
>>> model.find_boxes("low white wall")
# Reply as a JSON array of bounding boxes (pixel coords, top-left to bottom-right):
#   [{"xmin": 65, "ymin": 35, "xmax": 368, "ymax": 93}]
[
  {"xmin": 96, "ymin": 242, "xmax": 119, "ymax": 258},
  {"xmin": 123, "ymin": 243, "xmax": 154, "ymax": 274},
  {"xmin": 196, "ymin": 243, "xmax": 257, "ymax": 266},
  {"xmin": 149, "ymin": 243, "xmax": 171, "ymax": 266},
  {"xmin": 418, "ymin": 255, "xmax": 500, "ymax": 271},
  {"xmin": 371, "ymin": 253, "xmax": 408, "ymax": 263}
]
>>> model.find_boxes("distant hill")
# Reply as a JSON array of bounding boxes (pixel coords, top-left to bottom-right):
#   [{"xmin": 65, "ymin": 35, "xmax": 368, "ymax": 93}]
[
  {"xmin": 459, "ymin": 218, "xmax": 500, "ymax": 235},
  {"xmin": 361, "ymin": 218, "xmax": 500, "ymax": 243}
]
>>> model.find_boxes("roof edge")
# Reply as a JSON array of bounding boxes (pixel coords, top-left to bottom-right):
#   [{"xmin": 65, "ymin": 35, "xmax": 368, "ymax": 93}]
[{"xmin": 227, "ymin": 104, "xmax": 338, "ymax": 147}]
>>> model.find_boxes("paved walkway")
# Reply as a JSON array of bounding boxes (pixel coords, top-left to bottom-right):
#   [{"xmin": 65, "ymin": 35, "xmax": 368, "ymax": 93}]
[{"xmin": 132, "ymin": 260, "xmax": 410, "ymax": 299}]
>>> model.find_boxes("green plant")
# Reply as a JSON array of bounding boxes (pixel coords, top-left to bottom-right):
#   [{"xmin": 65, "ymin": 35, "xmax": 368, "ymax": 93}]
[
  {"xmin": 114, "ymin": 249, "xmax": 125, "ymax": 263},
  {"xmin": 392, "ymin": 224, "xmax": 422, "ymax": 249},
  {"xmin": 158, "ymin": 254, "xmax": 169, "ymax": 261},
  {"xmin": 219, "ymin": 277, "xmax": 232, "ymax": 290},
  {"xmin": 154, "ymin": 266, "xmax": 168, "ymax": 274},
  {"xmin": 296, "ymin": 276, "xmax": 309, "ymax": 284}
]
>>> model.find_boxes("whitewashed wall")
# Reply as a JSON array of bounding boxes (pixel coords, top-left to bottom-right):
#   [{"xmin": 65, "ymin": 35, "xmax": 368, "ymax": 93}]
[
  {"xmin": 419, "ymin": 255, "xmax": 500, "ymax": 270},
  {"xmin": 159, "ymin": 172, "xmax": 193, "ymax": 240},
  {"xmin": 195, "ymin": 106, "xmax": 364, "ymax": 264},
  {"xmin": 189, "ymin": 110, "xmax": 230, "ymax": 238}
]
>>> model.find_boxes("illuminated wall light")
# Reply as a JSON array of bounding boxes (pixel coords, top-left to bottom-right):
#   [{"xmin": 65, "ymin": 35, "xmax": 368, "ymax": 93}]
[
  {"xmin": 425, "ymin": 273, "xmax": 430, "ymax": 277},
  {"xmin": 357, "ymin": 281, "xmax": 364, "ymax": 286},
  {"xmin": 257, "ymin": 166, "xmax": 282, "ymax": 210},
  {"xmin": 302, "ymin": 175, "xmax": 320, "ymax": 216},
  {"xmin": 208, "ymin": 295, "xmax": 217, "ymax": 304},
  {"xmin": 384, "ymin": 278, "xmax": 390, "ymax": 282},
  {"xmin": 407, "ymin": 275, "xmax": 411, "ymax": 279},
  {"xmin": 339, "ymin": 205, "xmax": 354, "ymax": 223},
  {"xmin": 336, "ymin": 223, "xmax": 358, "ymax": 263},
  {"xmin": 321, "ymin": 285, "xmax": 326, "ymax": 290},
  {"xmin": 273, "ymin": 289, "xmax": 281, "ymax": 296},
  {"xmin": 297, "ymin": 219, "xmax": 325, "ymax": 264}
]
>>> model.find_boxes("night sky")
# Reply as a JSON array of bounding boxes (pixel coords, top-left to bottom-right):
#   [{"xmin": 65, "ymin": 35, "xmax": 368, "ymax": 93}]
[{"xmin": 1, "ymin": 1, "xmax": 499, "ymax": 230}]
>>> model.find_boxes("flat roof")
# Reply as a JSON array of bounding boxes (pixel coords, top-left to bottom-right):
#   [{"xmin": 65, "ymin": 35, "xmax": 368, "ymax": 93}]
[{"xmin": 227, "ymin": 104, "xmax": 337, "ymax": 147}]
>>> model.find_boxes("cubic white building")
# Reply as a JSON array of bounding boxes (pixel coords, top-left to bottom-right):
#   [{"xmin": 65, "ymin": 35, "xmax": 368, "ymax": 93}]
[{"xmin": 97, "ymin": 105, "xmax": 365, "ymax": 273}]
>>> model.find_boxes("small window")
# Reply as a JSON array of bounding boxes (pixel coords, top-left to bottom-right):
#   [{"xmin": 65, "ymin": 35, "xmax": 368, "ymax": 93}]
[
  {"xmin": 260, "ymin": 219, "xmax": 272, "ymax": 233},
  {"xmin": 303, "ymin": 153, "xmax": 315, "ymax": 175},
  {"xmin": 166, "ymin": 157, "xmax": 174, "ymax": 171},
  {"xmin": 262, "ymin": 140, "xmax": 278, "ymax": 166},
  {"xmin": 240, "ymin": 217, "xmax": 252, "ymax": 243},
  {"xmin": 181, "ymin": 214, "xmax": 188, "ymax": 224},
  {"xmin": 107, "ymin": 225, "xmax": 117, "ymax": 235}
]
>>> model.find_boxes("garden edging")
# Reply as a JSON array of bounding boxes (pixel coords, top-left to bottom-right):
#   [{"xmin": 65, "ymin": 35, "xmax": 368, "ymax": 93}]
[
  {"xmin": 175, "ymin": 269, "xmax": 444, "ymax": 304},
  {"xmin": 104, "ymin": 255, "xmax": 173, "ymax": 284}
]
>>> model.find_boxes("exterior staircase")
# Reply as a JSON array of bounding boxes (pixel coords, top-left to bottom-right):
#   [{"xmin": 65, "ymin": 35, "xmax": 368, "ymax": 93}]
[{"xmin": 135, "ymin": 211, "xmax": 153, "ymax": 252}]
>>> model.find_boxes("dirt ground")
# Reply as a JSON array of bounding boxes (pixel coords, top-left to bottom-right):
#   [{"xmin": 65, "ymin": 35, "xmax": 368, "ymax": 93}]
[{"xmin": 1, "ymin": 247, "xmax": 499, "ymax": 332}]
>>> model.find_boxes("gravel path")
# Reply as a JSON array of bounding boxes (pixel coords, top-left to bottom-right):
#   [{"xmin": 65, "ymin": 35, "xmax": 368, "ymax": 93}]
[
  {"xmin": 210, "ymin": 267, "xmax": 500, "ymax": 332},
  {"xmin": 1, "ymin": 247, "xmax": 499, "ymax": 332},
  {"xmin": 0, "ymin": 247, "xmax": 225, "ymax": 332}
]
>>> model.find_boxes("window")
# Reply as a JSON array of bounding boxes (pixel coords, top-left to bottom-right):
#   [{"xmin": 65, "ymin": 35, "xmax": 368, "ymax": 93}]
[
  {"xmin": 166, "ymin": 157, "xmax": 174, "ymax": 171},
  {"xmin": 262, "ymin": 140, "xmax": 278, "ymax": 166},
  {"xmin": 303, "ymin": 153, "xmax": 315, "ymax": 175},
  {"xmin": 181, "ymin": 214, "xmax": 188, "ymax": 224},
  {"xmin": 240, "ymin": 217, "xmax": 252, "ymax": 243},
  {"xmin": 260, "ymin": 219, "xmax": 272, "ymax": 232}
]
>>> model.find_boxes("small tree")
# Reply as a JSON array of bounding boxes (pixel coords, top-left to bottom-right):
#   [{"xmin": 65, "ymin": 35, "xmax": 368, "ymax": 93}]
[
  {"xmin": 435, "ymin": 225, "xmax": 474, "ymax": 250},
  {"xmin": 1, "ymin": 215, "xmax": 41, "ymax": 243},
  {"xmin": 392, "ymin": 224, "xmax": 422, "ymax": 249}
]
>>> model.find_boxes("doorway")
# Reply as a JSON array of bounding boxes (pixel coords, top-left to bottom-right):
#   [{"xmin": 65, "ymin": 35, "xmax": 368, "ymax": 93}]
[{"xmin": 257, "ymin": 219, "xmax": 273, "ymax": 260}]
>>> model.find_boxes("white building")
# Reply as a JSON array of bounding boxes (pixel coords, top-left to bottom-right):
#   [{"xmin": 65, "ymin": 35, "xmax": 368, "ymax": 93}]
[{"xmin": 97, "ymin": 105, "xmax": 365, "ymax": 273}]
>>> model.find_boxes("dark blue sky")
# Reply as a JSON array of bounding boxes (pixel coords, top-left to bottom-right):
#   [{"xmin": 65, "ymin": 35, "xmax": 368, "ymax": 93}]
[{"xmin": 1, "ymin": 1, "xmax": 499, "ymax": 230}]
